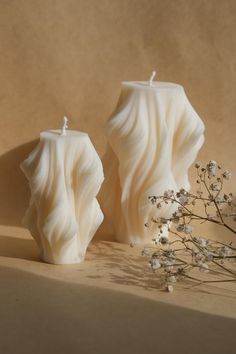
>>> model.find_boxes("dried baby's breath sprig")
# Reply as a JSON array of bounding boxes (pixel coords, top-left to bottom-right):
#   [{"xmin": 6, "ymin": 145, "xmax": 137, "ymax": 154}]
[{"xmin": 145, "ymin": 161, "xmax": 236, "ymax": 292}]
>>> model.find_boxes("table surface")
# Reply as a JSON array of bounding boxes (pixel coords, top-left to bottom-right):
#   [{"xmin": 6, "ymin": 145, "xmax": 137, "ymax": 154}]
[{"xmin": 0, "ymin": 224, "xmax": 236, "ymax": 354}]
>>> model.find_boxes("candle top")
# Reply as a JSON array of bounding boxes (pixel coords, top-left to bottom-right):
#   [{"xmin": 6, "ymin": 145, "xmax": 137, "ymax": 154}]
[
  {"xmin": 122, "ymin": 81, "xmax": 183, "ymax": 91},
  {"xmin": 40, "ymin": 130, "xmax": 88, "ymax": 141}
]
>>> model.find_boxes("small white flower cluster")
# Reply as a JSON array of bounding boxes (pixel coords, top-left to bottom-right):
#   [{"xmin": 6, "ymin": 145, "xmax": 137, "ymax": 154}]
[
  {"xmin": 149, "ymin": 250, "xmax": 176, "ymax": 271},
  {"xmin": 145, "ymin": 160, "xmax": 236, "ymax": 292},
  {"xmin": 145, "ymin": 234, "xmax": 236, "ymax": 291},
  {"xmin": 166, "ymin": 284, "xmax": 174, "ymax": 293},
  {"xmin": 149, "ymin": 257, "xmax": 161, "ymax": 270},
  {"xmin": 206, "ymin": 160, "xmax": 218, "ymax": 178},
  {"xmin": 215, "ymin": 193, "xmax": 234, "ymax": 207},
  {"xmin": 219, "ymin": 246, "xmax": 231, "ymax": 258},
  {"xmin": 196, "ymin": 237, "xmax": 208, "ymax": 248},
  {"xmin": 210, "ymin": 182, "xmax": 221, "ymax": 192},
  {"xmin": 141, "ymin": 247, "xmax": 150, "ymax": 257},
  {"xmin": 199, "ymin": 262, "xmax": 209, "ymax": 273},
  {"xmin": 147, "ymin": 249, "xmax": 180, "ymax": 291},
  {"xmin": 163, "ymin": 190, "xmax": 175, "ymax": 199},
  {"xmin": 192, "ymin": 243, "xmax": 211, "ymax": 271},
  {"xmin": 176, "ymin": 188, "xmax": 189, "ymax": 205},
  {"xmin": 176, "ymin": 223, "xmax": 193, "ymax": 234},
  {"xmin": 222, "ymin": 170, "xmax": 232, "ymax": 180}
]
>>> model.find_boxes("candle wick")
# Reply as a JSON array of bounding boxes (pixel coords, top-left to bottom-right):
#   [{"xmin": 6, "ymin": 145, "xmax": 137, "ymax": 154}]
[
  {"xmin": 149, "ymin": 71, "xmax": 156, "ymax": 87},
  {"xmin": 61, "ymin": 116, "xmax": 68, "ymax": 136}
]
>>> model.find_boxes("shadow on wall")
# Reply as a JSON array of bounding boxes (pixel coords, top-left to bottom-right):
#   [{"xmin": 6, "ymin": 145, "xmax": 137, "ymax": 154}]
[{"xmin": 0, "ymin": 140, "xmax": 38, "ymax": 226}]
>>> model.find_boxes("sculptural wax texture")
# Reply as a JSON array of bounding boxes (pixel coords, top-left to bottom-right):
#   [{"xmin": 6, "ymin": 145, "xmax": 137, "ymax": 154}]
[
  {"xmin": 21, "ymin": 130, "xmax": 104, "ymax": 264},
  {"xmin": 99, "ymin": 81, "xmax": 205, "ymax": 244}
]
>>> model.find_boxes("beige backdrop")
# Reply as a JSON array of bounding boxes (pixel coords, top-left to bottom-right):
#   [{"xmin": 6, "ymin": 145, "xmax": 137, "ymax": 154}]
[
  {"xmin": 0, "ymin": 0, "xmax": 235, "ymax": 229},
  {"xmin": 1, "ymin": 3, "xmax": 236, "ymax": 349}
]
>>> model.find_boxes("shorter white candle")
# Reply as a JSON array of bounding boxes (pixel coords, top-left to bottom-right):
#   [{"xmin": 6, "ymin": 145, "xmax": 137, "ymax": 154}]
[{"xmin": 21, "ymin": 127, "xmax": 104, "ymax": 264}]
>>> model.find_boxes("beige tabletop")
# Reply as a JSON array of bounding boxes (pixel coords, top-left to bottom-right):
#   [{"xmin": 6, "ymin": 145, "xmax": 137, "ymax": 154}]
[{"xmin": 0, "ymin": 224, "xmax": 236, "ymax": 353}]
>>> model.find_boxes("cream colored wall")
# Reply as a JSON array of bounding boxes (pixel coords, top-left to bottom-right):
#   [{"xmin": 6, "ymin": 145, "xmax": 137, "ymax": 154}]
[{"xmin": 0, "ymin": 0, "xmax": 235, "ymax": 229}]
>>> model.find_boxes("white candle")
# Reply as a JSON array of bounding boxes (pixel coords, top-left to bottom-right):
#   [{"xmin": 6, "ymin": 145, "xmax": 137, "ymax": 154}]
[
  {"xmin": 99, "ymin": 77, "xmax": 205, "ymax": 244},
  {"xmin": 21, "ymin": 127, "xmax": 104, "ymax": 264}
]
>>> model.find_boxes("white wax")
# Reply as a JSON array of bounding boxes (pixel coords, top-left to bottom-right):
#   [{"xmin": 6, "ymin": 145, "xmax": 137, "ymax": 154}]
[
  {"xmin": 99, "ymin": 81, "xmax": 205, "ymax": 244},
  {"xmin": 21, "ymin": 130, "xmax": 104, "ymax": 264}
]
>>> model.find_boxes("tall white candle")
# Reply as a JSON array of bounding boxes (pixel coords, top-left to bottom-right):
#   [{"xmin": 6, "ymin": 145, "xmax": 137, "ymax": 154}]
[
  {"xmin": 21, "ymin": 127, "xmax": 104, "ymax": 264},
  {"xmin": 99, "ymin": 78, "xmax": 205, "ymax": 244}
]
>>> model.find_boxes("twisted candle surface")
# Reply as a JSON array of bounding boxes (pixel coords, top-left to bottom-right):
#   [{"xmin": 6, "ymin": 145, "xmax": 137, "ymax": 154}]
[
  {"xmin": 99, "ymin": 81, "xmax": 205, "ymax": 244},
  {"xmin": 21, "ymin": 130, "xmax": 104, "ymax": 264}
]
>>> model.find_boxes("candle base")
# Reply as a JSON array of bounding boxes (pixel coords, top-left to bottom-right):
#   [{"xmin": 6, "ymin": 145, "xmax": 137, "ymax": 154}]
[{"xmin": 40, "ymin": 252, "xmax": 85, "ymax": 265}]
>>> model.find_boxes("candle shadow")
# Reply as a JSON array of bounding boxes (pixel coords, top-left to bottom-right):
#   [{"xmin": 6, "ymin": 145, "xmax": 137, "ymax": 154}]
[
  {"xmin": 88, "ymin": 241, "xmax": 163, "ymax": 291},
  {"xmin": 0, "ymin": 234, "xmax": 40, "ymax": 261},
  {"xmin": 0, "ymin": 139, "xmax": 38, "ymax": 226}
]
